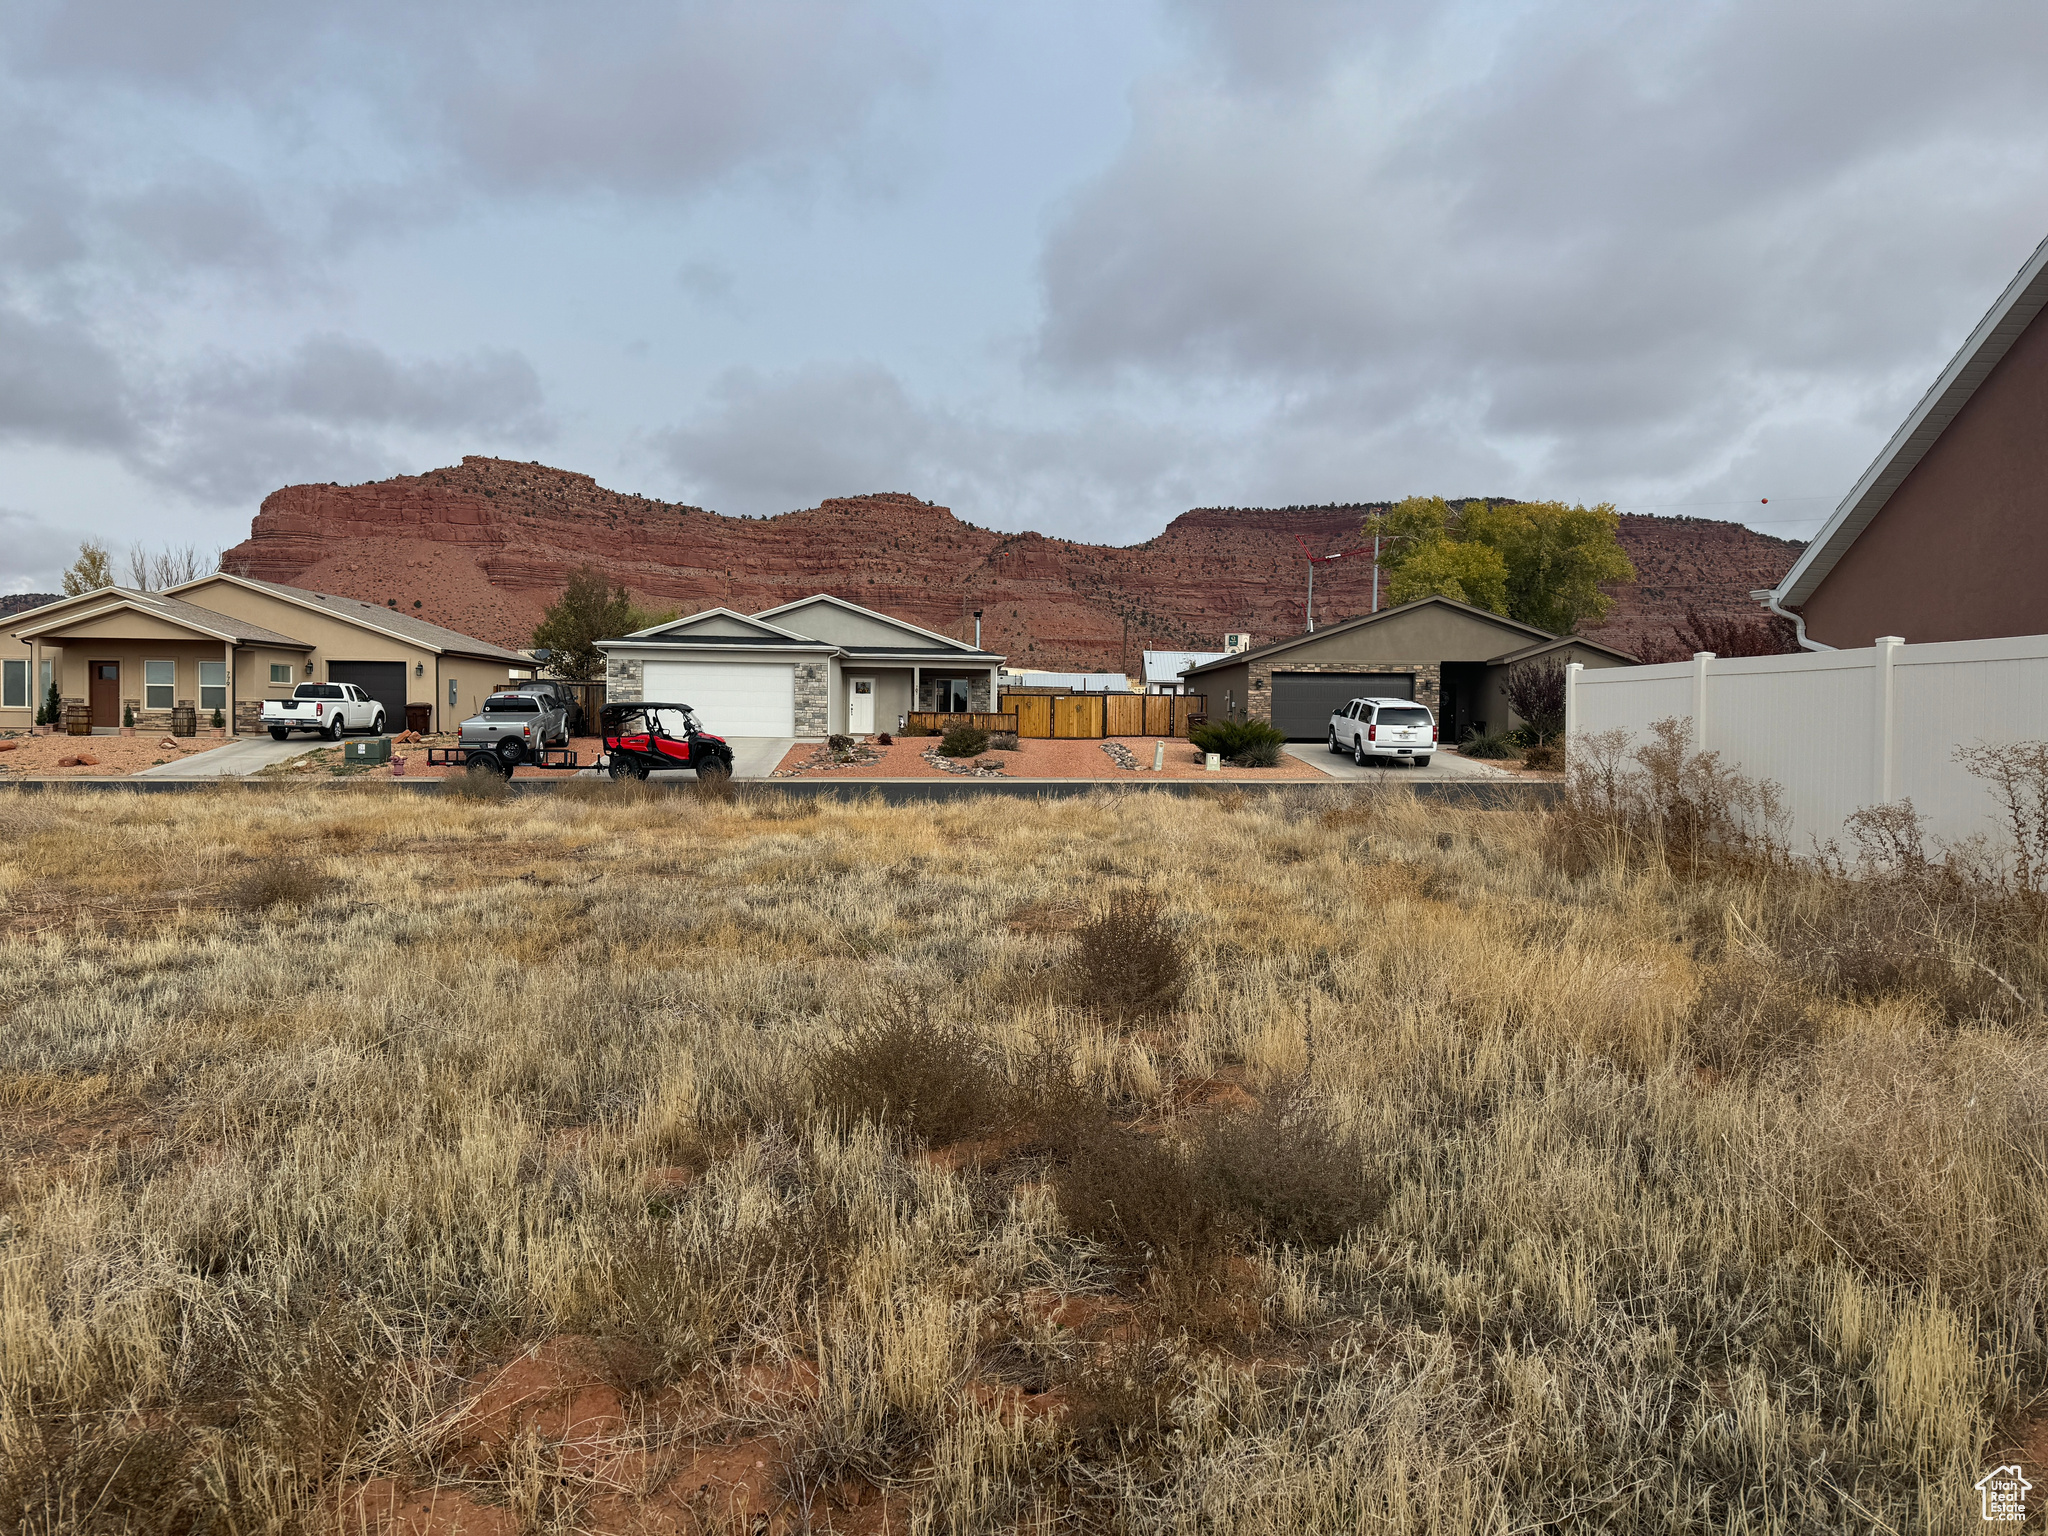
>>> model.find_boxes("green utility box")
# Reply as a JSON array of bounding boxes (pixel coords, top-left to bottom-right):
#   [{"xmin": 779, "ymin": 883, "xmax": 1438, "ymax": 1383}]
[{"xmin": 346, "ymin": 736, "xmax": 393, "ymax": 765}]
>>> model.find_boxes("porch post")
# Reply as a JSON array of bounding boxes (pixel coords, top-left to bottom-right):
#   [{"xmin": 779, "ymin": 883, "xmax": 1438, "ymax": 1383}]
[
  {"xmin": 912, "ymin": 664, "xmax": 920, "ymax": 724},
  {"xmin": 225, "ymin": 641, "xmax": 235, "ymax": 734}
]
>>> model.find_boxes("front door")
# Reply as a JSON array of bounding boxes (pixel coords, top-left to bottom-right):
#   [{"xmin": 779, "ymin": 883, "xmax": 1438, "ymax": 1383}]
[
  {"xmin": 847, "ymin": 676, "xmax": 875, "ymax": 734},
  {"xmin": 89, "ymin": 661, "xmax": 119, "ymax": 726}
]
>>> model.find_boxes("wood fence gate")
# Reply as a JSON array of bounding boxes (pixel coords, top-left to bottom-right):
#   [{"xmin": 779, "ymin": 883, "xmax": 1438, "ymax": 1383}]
[{"xmin": 999, "ymin": 691, "xmax": 1207, "ymax": 739}]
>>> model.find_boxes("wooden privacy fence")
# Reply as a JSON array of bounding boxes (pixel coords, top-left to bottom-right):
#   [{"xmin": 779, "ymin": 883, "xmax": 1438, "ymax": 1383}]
[
  {"xmin": 997, "ymin": 692, "xmax": 1206, "ymax": 739},
  {"xmin": 905, "ymin": 711, "xmax": 1018, "ymax": 734}
]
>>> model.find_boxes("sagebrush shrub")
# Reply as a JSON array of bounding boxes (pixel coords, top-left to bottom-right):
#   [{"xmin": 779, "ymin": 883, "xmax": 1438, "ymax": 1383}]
[
  {"xmin": 232, "ymin": 861, "xmax": 334, "ymax": 911},
  {"xmin": 812, "ymin": 998, "xmax": 1009, "ymax": 1144},
  {"xmin": 1190, "ymin": 719, "xmax": 1285, "ymax": 768},
  {"xmin": 1069, "ymin": 889, "xmax": 1186, "ymax": 1023}
]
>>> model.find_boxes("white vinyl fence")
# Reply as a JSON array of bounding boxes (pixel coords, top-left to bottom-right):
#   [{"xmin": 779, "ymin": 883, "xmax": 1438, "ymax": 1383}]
[{"xmin": 1565, "ymin": 633, "xmax": 2048, "ymax": 852}]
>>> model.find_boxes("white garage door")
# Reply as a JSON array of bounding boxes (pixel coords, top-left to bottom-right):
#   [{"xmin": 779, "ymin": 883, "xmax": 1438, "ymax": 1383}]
[{"xmin": 641, "ymin": 661, "xmax": 794, "ymax": 736}]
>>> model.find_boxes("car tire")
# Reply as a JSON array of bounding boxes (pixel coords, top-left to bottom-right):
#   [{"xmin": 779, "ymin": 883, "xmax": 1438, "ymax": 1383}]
[
  {"xmin": 269, "ymin": 726, "xmax": 290, "ymax": 741},
  {"xmin": 697, "ymin": 757, "xmax": 733, "ymax": 784},
  {"xmin": 497, "ymin": 737, "xmax": 527, "ymax": 765},
  {"xmin": 1415, "ymin": 756, "xmax": 1431, "ymax": 768},
  {"xmin": 609, "ymin": 756, "xmax": 649, "ymax": 781},
  {"xmin": 371, "ymin": 712, "xmax": 385, "ymax": 734},
  {"xmin": 1328, "ymin": 728, "xmax": 1341, "ymax": 754},
  {"xmin": 1352, "ymin": 736, "xmax": 1366, "ymax": 766},
  {"xmin": 325, "ymin": 715, "xmax": 343, "ymax": 741}
]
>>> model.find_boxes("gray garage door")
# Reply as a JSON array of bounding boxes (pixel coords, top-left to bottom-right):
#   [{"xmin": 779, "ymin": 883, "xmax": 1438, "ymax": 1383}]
[
  {"xmin": 1270, "ymin": 671, "xmax": 1415, "ymax": 740},
  {"xmin": 326, "ymin": 662, "xmax": 406, "ymax": 730}
]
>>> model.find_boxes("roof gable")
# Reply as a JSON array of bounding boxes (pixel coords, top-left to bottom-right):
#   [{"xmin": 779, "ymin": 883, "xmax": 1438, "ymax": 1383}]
[
  {"xmin": 629, "ymin": 607, "xmax": 811, "ymax": 642},
  {"xmin": 1772, "ymin": 230, "xmax": 2048, "ymax": 610},
  {"xmin": 1183, "ymin": 596, "xmax": 1553, "ymax": 674},
  {"xmin": 754, "ymin": 594, "xmax": 983, "ymax": 651},
  {"xmin": 12, "ymin": 588, "xmax": 310, "ymax": 648}
]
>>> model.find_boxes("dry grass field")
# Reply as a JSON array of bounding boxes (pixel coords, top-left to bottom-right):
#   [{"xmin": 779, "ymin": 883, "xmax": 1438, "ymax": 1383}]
[{"xmin": 2, "ymin": 764, "xmax": 2045, "ymax": 1534}]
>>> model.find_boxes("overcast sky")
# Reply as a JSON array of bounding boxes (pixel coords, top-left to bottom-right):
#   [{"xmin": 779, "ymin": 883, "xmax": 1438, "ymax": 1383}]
[{"xmin": 4, "ymin": 0, "xmax": 2047, "ymax": 590}]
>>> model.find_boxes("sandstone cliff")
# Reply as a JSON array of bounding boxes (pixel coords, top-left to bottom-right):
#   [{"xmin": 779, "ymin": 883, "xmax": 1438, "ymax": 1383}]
[{"xmin": 220, "ymin": 457, "xmax": 1804, "ymax": 667}]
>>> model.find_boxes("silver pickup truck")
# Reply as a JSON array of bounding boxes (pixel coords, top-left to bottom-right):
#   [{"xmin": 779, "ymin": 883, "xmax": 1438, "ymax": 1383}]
[{"xmin": 457, "ymin": 691, "xmax": 570, "ymax": 764}]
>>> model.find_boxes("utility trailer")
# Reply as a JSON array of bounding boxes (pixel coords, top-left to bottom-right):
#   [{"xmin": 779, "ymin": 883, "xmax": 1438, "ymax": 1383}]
[{"xmin": 425, "ymin": 745, "xmax": 582, "ymax": 780}]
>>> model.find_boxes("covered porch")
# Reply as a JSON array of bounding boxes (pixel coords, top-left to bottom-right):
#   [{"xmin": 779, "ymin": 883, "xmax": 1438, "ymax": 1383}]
[{"xmin": 835, "ymin": 659, "xmax": 1000, "ymax": 735}]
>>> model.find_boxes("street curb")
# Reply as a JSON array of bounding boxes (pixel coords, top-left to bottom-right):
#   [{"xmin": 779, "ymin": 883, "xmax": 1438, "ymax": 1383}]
[{"xmin": 0, "ymin": 775, "xmax": 1560, "ymax": 806}]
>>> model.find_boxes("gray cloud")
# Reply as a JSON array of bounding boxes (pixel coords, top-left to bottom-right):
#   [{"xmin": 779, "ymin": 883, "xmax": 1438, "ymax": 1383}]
[
  {"xmin": 658, "ymin": 362, "xmax": 1220, "ymax": 540},
  {"xmin": 1039, "ymin": 0, "xmax": 2048, "ymax": 501},
  {"xmin": 0, "ymin": 302, "xmax": 135, "ymax": 447},
  {"xmin": 0, "ymin": 506, "xmax": 85, "ymax": 591}
]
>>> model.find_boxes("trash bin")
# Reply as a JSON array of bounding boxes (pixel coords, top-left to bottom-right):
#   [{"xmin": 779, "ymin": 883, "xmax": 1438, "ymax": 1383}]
[
  {"xmin": 170, "ymin": 706, "xmax": 197, "ymax": 737},
  {"xmin": 346, "ymin": 736, "xmax": 392, "ymax": 766},
  {"xmin": 405, "ymin": 703, "xmax": 433, "ymax": 735}
]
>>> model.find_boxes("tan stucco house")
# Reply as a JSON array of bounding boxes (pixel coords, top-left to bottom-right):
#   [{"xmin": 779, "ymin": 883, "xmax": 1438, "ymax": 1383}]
[{"xmin": 1, "ymin": 574, "xmax": 526, "ymax": 734}]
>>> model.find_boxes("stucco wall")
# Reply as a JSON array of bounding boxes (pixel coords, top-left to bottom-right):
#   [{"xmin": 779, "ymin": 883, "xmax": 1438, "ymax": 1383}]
[{"xmin": 1799, "ymin": 301, "xmax": 2048, "ymax": 647}]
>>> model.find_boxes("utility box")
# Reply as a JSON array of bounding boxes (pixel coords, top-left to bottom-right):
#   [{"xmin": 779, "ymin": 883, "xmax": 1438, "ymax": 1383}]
[{"xmin": 346, "ymin": 736, "xmax": 393, "ymax": 766}]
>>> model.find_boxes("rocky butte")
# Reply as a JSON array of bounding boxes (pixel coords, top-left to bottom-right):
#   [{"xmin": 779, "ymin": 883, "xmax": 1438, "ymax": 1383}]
[{"xmin": 220, "ymin": 457, "xmax": 1805, "ymax": 669}]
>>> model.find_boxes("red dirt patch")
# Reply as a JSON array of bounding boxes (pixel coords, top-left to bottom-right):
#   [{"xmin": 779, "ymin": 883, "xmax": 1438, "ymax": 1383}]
[
  {"xmin": 447, "ymin": 1337, "xmax": 630, "ymax": 1470},
  {"xmin": 338, "ymin": 1478, "xmax": 519, "ymax": 1536},
  {"xmin": 772, "ymin": 735, "xmax": 1326, "ymax": 782},
  {"xmin": 1022, "ymin": 1289, "xmax": 1136, "ymax": 1337}
]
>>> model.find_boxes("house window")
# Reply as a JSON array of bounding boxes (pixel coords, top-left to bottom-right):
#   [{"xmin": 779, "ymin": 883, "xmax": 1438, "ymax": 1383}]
[
  {"xmin": 144, "ymin": 659, "xmax": 175, "ymax": 710},
  {"xmin": 199, "ymin": 661, "xmax": 227, "ymax": 711},
  {"xmin": 269, "ymin": 663, "xmax": 292, "ymax": 685},
  {"xmin": 1, "ymin": 659, "xmax": 23, "ymax": 708}
]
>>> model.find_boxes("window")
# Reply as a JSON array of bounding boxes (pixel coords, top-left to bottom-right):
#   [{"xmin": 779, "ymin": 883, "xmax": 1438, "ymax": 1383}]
[
  {"xmin": 144, "ymin": 659, "xmax": 175, "ymax": 710},
  {"xmin": 199, "ymin": 661, "xmax": 227, "ymax": 711},
  {"xmin": 1375, "ymin": 706, "xmax": 1432, "ymax": 727},
  {"xmin": 484, "ymin": 696, "xmax": 540, "ymax": 713},
  {"xmin": 269, "ymin": 663, "xmax": 292, "ymax": 685},
  {"xmin": 295, "ymin": 684, "xmax": 345, "ymax": 699},
  {"xmin": 1, "ymin": 659, "xmax": 23, "ymax": 708}
]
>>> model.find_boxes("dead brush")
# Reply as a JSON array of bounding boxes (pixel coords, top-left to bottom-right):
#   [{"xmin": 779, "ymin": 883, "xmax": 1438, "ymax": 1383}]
[
  {"xmin": 1545, "ymin": 718, "xmax": 1785, "ymax": 879},
  {"xmin": 230, "ymin": 859, "xmax": 335, "ymax": 911},
  {"xmin": 812, "ymin": 995, "xmax": 1012, "ymax": 1146},
  {"xmin": 1685, "ymin": 950, "xmax": 1820, "ymax": 1075},
  {"xmin": 1068, "ymin": 889, "xmax": 1186, "ymax": 1025}
]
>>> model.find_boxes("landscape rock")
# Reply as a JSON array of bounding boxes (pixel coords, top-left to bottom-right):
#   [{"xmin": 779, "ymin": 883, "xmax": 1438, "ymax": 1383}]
[
  {"xmin": 0, "ymin": 741, "xmax": 15, "ymax": 751},
  {"xmin": 56, "ymin": 754, "xmax": 99, "ymax": 767}
]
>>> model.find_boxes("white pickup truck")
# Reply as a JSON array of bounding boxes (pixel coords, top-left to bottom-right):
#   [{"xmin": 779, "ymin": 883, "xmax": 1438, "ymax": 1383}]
[{"xmin": 263, "ymin": 683, "xmax": 386, "ymax": 741}]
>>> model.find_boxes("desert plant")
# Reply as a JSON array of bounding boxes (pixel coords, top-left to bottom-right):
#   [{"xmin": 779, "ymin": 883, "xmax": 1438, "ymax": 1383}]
[
  {"xmin": 826, "ymin": 733, "xmax": 854, "ymax": 753},
  {"xmin": 1546, "ymin": 718, "xmax": 1786, "ymax": 878},
  {"xmin": 1459, "ymin": 725, "xmax": 1519, "ymax": 759},
  {"xmin": 121, "ymin": 704, "xmax": 134, "ymax": 728},
  {"xmin": 1503, "ymin": 656, "xmax": 1566, "ymax": 742},
  {"xmin": 939, "ymin": 725, "xmax": 989, "ymax": 758},
  {"xmin": 875, "ymin": 732, "xmax": 893, "ymax": 746},
  {"xmin": 210, "ymin": 708, "xmax": 225, "ymax": 729},
  {"xmin": 1189, "ymin": 719, "xmax": 1285, "ymax": 767},
  {"xmin": 232, "ymin": 860, "xmax": 335, "ymax": 911},
  {"xmin": 1069, "ymin": 888, "xmax": 1186, "ymax": 1023},
  {"xmin": 1520, "ymin": 741, "xmax": 1560, "ymax": 771},
  {"xmin": 442, "ymin": 764, "xmax": 511, "ymax": 800},
  {"xmin": 989, "ymin": 732, "xmax": 1020, "ymax": 751},
  {"xmin": 812, "ymin": 998, "xmax": 1010, "ymax": 1144}
]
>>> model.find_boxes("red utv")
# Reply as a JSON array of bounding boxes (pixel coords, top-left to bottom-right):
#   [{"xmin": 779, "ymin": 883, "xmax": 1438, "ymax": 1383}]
[{"xmin": 601, "ymin": 702, "xmax": 735, "ymax": 782}]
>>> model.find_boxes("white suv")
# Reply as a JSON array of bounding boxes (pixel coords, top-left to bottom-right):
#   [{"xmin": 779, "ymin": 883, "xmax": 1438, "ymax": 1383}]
[{"xmin": 1328, "ymin": 696, "xmax": 1436, "ymax": 767}]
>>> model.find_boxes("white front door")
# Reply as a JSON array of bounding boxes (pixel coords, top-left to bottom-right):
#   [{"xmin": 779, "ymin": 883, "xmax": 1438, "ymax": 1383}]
[{"xmin": 847, "ymin": 676, "xmax": 875, "ymax": 734}]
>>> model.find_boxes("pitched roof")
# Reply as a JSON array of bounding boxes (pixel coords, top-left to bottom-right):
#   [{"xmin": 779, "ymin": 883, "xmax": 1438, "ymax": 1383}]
[
  {"xmin": 1488, "ymin": 634, "xmax": 1639, "ymax": 666},
  {"xmin": 752, "ymin": 593, "xmax": 989, "ymax": 653},
  {"xmin": 1180, "ymin": 595, "xmax": 1554, "ymax": 676},
  {"xmin": 1769, "ymin": 230, "xmax": 2048, "ymax": 610},
  {"xmin": 1143, "ymin": 650, "xmax": 1226, "ymax": 684},
  {"xmin": 620, "ymin": 607, "xmax": 819, "ymax": 643},
  {"xmin": 10, "ymin": 587, "xmax": 312, "ymax": 648},
  {"xmin": 170, "ymin": 574, "xmax": 529, "ymax": 661}
]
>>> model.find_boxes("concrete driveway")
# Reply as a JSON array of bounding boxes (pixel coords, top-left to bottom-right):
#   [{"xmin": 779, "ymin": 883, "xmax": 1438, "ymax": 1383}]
[
  {"xmin": 131, "ymin": 735, "xmax": 329, "ymax": 779},
  {"xmin": 1283, "ymin": 742, "xmax": 1521, "ymax": 782}
]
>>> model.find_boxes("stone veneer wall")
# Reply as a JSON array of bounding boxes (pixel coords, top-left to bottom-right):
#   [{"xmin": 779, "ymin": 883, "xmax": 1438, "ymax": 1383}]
[
  {"xmin": 234, "ymin": 700, "xmax": 267, "ymax": 733},
  {"xmin": 794, "ymin": 662, "xmax": 828, "ymax": 735},
  {"xmin": 605, "ymin": 656, "xmax": 644, "ymax": 703},
  {"xmin": 1244, "ymin": 659, "xmax": 1441, "ymax": 723}
]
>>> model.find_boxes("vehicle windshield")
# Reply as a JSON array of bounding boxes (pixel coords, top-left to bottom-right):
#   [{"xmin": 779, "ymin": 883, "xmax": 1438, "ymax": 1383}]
[
  {"xmin": 1376, "ymin": 706, "xmax": 1431, "ymax": 726},
  {"xmin": 484, "ymin": 697, "xmax": 540, "ymax": 713},
  {"xmin": 293, "ymin": 684, "xmax": 344, "ymax": 700},
  {"xmin": 651, "ymin": 707, "xmax": 693, "ymax": 738}
]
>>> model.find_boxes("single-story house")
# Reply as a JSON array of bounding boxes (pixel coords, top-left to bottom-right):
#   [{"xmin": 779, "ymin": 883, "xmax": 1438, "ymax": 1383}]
[
  {"xmin": 599, "ymin": 594, "xmax": 1006, "ymax": 737},
  {"xmin": 1, "ymin": 573, "xmax": 527, "ymax": 733},
  {"xmin": 1142, "ymin": 650, "xmax": 1226, "ymax": 694},
  {"xmin": 1179, "ymin": 595, "xmax": 1636, "ymax": 741},
  {"xmin": 1757, "ymin": 229, "xmax": 2048, "ymax": 648}
]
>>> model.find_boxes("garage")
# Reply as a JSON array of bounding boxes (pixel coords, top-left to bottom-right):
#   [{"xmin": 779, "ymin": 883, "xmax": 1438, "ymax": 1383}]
[
  {"xmin": 325, "ymin": 661, "xmax": 406, "ymax": 731},
  {"xmin": 1270, "ymin": 672, "xmax": 1414, "ymax": 740},
  {"xmin": 642, "ymin": 660, "xmax": 794, "ymax": 736}
]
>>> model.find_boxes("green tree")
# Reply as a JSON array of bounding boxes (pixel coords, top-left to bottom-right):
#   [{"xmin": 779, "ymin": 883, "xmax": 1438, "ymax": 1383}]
[
  {"xmin": 60, "ymin": 540, "xmax": 115, "ymax": 595},
  {"xmin": 1460, "ymin": 500, "xmax": 1634, "ymax": 635},
  {"xmin": 1364, "ymin": 497, "xmax": 1633, "ymax": 634},
  {"xmin": 530, "ymin": 567, "xmax": 676, "ymax": 681},
  {"xmin": 1386, "ymin": 539, "xmax": 1509, "ymax": 613}
]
